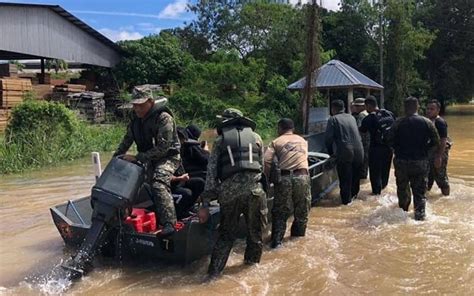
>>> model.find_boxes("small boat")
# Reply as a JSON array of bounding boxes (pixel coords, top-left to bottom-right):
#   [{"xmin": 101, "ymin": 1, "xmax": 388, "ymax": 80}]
[{"xmin": 50, "ymin": 134, "xmax": 338, "ymax": 275}]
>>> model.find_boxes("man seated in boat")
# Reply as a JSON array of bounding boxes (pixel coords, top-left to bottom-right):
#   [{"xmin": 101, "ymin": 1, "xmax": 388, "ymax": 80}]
[
  {"xmin": 113, "ymin": 86, "xmax": 180, "ymax": 236},
  {"xmin": 171, "ymin": 126, "xmax": 209, "ymax": 219}
]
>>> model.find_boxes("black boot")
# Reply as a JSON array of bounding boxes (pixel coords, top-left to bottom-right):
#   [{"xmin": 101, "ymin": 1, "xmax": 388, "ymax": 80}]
[
  {"xmin": 414, "ymin": 211, "xmax": 425, "ymax": 221},
  {"xmin": 270, "ymin": 239, "xmax": 282, "ymax": 249},
  {"xmin": 290, "ymin": 223, "xmax": 306, "ymax": 237},
  {"xmin": 441, "ymin": 186, "xmax": 450, "ymax": 196}
]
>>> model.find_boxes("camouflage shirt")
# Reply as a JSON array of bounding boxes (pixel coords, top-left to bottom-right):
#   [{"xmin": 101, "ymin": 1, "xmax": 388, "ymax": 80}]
[{"xmin": 113, "ymin": 104, "xmax": 180, "ymax": 164}]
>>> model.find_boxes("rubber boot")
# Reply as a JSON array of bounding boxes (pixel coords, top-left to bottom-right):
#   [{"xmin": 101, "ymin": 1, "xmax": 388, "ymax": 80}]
[
  {"xmin": 414, "ymin": 211, "xmax": 425, "ymax": 221},
  {"xmin": 290, "ymin": 223, "xmax": 306, "ymax": 237},
  {"xmin": 441, "ymin": 186, "xmax": 450, "ymax": 196},
  {"xmin": 270, "ymin": 231, "xmax": 283, "ymax": 249}
]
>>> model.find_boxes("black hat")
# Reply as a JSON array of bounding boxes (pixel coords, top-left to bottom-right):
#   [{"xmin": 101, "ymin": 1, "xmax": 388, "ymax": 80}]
[{"xmin": 186, "ymin": 124, "xmax": 201, "ymax": 140}]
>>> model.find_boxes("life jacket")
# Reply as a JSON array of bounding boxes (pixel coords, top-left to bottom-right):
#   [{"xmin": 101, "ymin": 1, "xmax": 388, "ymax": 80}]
[
  {"xmin": 217, "ymin": 118, "xmax": 262, "ymax": 180},
  {"xmin": 374, "ymin": 109, "xmax": 395, "ymax": 145},
  {"xmin": 130, "ymin": 105, "xmax": 180, "ymax": 156}
]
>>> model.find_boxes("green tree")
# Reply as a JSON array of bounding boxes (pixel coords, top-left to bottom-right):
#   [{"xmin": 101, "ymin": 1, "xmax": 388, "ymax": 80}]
[
  {"xmin": 179, "ymin": 50, "xmax": 266, "ymax": 107},
  {"xmin": 45, "ymin": 59, "xmax": 68, "ymax": 73},
  {"xmin": 114, "ymin": 32, "xmax": 192, "ymax": 87},
  {"xmin": 321, "ymin": 0, "xmax": 379, "ymax": 79},
  {"xmin": 384, "ymin": 0, "xmax": 434, "ymax": 115},
  {"xmin": 416, "ymin": 0, "xmax": 474, "ymax": 108}
]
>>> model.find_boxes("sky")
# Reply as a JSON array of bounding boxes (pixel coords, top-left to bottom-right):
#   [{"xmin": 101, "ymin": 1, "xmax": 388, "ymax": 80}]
[{"xmin": 1, "ymin": 0, "xmax": 341, "ymax": 42}]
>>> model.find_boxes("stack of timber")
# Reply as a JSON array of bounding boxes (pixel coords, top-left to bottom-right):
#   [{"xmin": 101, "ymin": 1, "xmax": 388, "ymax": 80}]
[
  {"xmin": 69, "ymin": 92, "xmax": 106, "ymax": 123},
  {"xmin": 0, "ymin": 64, "xmax": 18, "ymax": 78},
  {"xmin": 51, "ymin": 84, "xmax": 87, "ymax": 103},
  {"xmin": 0, "ymin": 78, "xmax": 33, "ymax": 108},
  {"xmin": 54, "ymin": 84, "xmax": 86, "ymax": 93},
  {"xmin": 0, "ymin": 108, "xmax": 11, "ymax": 132},
  {"xmin": 32, "ymin": 85, "xmax": 53, "ymax": 100}
]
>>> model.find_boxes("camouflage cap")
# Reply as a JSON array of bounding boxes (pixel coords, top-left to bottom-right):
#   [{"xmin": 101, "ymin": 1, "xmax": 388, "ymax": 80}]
[
  {"xmin": 131, "ymin": 86, "xmax": 154, "ymax": 104},
  {"xmin": 352, "ymin": 97, "xmax": 366, "ymax": 106},
  {"xmin": 216, "ymin": 108, "xmax": 244, "ymax": 119}
]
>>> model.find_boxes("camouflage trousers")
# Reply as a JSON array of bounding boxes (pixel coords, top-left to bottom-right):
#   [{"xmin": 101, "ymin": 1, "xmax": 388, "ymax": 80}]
[
  {"xmin": 271, "ymin": 175, "xmax": 311, "ymax": 244},
  {"xmin": 394, "ymin": 158, "xmax": 429, "ymax": 216},
  {"xmin": 428, "ymin": 148, "xmax": 450, "ymax": 193},
  {"xmin": 149, "ymin": 155, "xmax": 180, "ymax": 225},
  {"xmin": 208, "ymin": 172, "xmax": 267, "ymax": 276}
]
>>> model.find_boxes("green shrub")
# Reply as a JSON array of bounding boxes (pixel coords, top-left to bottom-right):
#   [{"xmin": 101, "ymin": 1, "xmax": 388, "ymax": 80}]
[{"xmin": 0, "ymin": 101, "xmax": 124, "ymax": 174}]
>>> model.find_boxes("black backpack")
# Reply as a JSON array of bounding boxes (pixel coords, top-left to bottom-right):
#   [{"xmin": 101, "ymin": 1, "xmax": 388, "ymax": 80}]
[{"xmin": 375, "ymin": 109, "xmax": 395, "ymax": 145}]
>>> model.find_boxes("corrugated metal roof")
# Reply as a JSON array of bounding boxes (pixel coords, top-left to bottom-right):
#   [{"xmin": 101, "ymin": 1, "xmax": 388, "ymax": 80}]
[
  {"xmin": 0, "ymin": 2, "xmax": 122, "ymax": 54},
  {"xmin": 288, "ymin": 60, "xmax": 383, "ymax": 90}
]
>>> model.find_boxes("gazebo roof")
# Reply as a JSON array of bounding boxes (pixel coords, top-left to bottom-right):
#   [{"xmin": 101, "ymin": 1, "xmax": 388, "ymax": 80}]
[{"xmin": 288, "ymin": 59, "xmax": 383, "ymax": 90}]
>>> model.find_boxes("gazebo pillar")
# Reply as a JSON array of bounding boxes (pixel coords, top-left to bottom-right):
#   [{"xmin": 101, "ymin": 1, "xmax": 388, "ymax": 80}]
[
  {"xmin": 366, "ymin": 88, "xmax": 371, "ymax": 97},
  {"xmin": 347, "ymin": 87, "xmax": 354, "ymax": 113}
]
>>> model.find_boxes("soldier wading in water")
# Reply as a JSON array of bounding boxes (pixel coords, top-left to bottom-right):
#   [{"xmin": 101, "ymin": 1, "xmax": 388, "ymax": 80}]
[
  {"xmin": 264, "ymin": 118, "xmax": 311, "ymax": 248},
  {"xmin": 390, "ymin": 97, "xmax": 440, "ymax": 220},
  {"xmin": 199, "ymin": 108, "xmax": 268, "ymax": 279}
]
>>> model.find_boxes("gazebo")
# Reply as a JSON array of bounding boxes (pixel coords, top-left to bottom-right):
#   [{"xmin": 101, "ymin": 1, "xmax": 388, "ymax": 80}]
[{"xmin": 288, "ymin": 60, "xmax": 383, "ymax": 112}]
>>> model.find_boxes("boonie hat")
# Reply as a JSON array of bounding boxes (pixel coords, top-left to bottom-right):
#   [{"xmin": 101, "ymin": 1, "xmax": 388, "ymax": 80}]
[
  {"xmin": 216, "ymin": 108, "xmax": 244, "ymax": 120},
  {"xmin": 131, "ymin": 86, "xmax": 154, "ymax": 104},
  {"xmin": 352, "ymin": 98, "xmax": 366, "ymax": 106}
]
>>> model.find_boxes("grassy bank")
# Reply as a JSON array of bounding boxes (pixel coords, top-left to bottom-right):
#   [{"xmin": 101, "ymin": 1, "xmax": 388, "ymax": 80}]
[{"xmin": 0, "ymin": 101, "xmax": 125, "ymax": 175}]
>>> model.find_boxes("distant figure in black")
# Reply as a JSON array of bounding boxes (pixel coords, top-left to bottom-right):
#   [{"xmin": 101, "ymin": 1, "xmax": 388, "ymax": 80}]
[
  {"xmin": 325, "ymin": 100, "xmax": 364, "ymax": 205},
  {"xmin": 171, "ymin": 126, "xmax": 209, "ymax": 219},
  {"xmin": 390, "ymin": 97, "xmax": 439, "ymax": 220},
  {"xmin": 359, "ymin": 96, "xmax": 396, "ymax": 195}
]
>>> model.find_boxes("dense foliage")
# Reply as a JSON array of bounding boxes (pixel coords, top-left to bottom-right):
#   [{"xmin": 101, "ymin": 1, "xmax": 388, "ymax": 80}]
[
  {"xmin": 0, "ymin": 101, "xmax": 124, "ymax": 174},
  {"xmin": 113, "ymin": 0, "xmax": 472, "ymax": 122}
]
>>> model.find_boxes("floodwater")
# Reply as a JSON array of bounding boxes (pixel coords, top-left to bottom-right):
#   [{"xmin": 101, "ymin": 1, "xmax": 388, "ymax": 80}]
[{"xmin": 1, "ymin": 106, "xmax": 473, "ymax": 295}]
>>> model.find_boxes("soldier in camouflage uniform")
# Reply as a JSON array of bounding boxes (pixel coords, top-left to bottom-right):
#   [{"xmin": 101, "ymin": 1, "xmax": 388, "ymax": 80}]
[
  {"xmin": 199, "ymin": 108, "xmax": 267, "ymax": 279},
  {"xmin": 264, "ymin": 118, "xmax": 311, "ymax": 248},
  {"xmin": 426, "ymin": 100, "xmax": 451, "ymax": 196},
  {"xmin": 390, "ymin": 97, "xmax": 440, "ymax": 220},
  {"xmin": 113, "ymin": 86, "xmax": 180, "ymax": 235}
]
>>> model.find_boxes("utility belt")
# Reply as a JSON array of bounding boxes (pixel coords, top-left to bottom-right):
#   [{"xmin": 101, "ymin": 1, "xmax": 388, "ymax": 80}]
[{"xmin": 281, "ymin": 168, "xmax": 309, "ymax": 176}]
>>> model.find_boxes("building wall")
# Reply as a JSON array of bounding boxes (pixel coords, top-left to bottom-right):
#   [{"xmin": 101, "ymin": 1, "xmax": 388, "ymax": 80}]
[{"xmin": 0, "ymin": 6, "xmax": 121, "ymax": 67}]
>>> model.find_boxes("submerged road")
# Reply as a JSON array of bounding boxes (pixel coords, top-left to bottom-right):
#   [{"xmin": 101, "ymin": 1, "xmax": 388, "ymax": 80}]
[{"xmin": 0, "ymin": 107, "xmax": 473, "ymax": 295}]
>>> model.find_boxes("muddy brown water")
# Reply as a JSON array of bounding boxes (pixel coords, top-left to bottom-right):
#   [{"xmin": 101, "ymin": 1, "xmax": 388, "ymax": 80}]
[{"xmin": 1, "ymin": 106, "xmax": 473, "ymax": 295}]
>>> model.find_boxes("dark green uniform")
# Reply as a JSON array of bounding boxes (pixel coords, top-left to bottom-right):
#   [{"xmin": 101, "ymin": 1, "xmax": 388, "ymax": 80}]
[
  {"xmin": 354, "ymin": 110, "xmax": 370, "ymax": 179},
  {"xmin": 391, "ymin": 114, "xmax": 439, "ymax": 220},
  {"xmin": 202, "ymin": 112, "xmax": 267, "ymax": 277},
  {"xmin": 114, "ymin": 104, "xmax": 181, "ymax": 226},
  {"xmin": 428, "ymin": 116, "xmax": 451, "ymax": 195}
]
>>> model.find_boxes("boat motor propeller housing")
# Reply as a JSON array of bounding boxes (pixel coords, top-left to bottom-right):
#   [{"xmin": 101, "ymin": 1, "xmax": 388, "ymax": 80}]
[{"xmin": 61, "ymin": 157, "xmax": 145, "ymax": 279}]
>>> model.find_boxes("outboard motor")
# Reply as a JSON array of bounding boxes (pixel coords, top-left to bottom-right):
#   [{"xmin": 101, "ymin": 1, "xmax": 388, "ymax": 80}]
[{"xmin": 61, "ymin": 157, "xmax": 145, "ymax": 279}]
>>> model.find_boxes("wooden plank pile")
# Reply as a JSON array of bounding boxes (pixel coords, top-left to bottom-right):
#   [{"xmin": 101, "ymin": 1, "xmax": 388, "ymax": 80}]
[
  {"xmin": 0, "ymin": 108, "xmax": 11, "ymax": 132},
  {"xmin": 54, "ymin": 84, "xmax": 87, "ymax": 93},
  {"xmin": 70, "ymin": 92, "xmax": 106, "ymax": 123},
  {"xmin": 0, "ymin": 64, "xmax": 18, "ymax": 78},
  {"xmin": 51, "ymin": 84, "xmax": 87, "ymax": 103},
  {"xmin": 0, "ymin": 78, "xmax": 33, "ymax": 108},
  {"xmin": 32, "ymin": 85, "xmax": 53, "ymax": 100}
]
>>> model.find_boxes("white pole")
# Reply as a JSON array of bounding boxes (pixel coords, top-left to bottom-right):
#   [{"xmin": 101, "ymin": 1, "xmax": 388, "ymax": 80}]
[{"xmin": 91, "ymin": 152, "xmax": 102, "ymax": 181}]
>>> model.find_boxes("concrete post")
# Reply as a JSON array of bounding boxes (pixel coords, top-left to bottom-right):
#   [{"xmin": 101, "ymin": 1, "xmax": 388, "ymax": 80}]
[{"xmin": 347, "ymin": 87, "xmax": 354, "ymax": 113}]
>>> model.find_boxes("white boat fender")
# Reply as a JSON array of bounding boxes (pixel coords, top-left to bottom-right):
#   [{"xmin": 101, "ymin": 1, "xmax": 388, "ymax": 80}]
[{"xmin": 91, "ymin": 152, "xmax": 102, "ymax": 181}]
